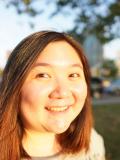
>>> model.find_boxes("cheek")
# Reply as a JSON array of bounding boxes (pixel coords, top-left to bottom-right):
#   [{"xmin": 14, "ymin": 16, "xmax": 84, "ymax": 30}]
[
  {"xmin": 69, "ymin": 81, "xmax": 87, "ymax": 120},
  {"xmin": 21, "ymin": 86, "xmax": 40, "ymax": 108},
  {"xmin": 20, "ymin": 82, "xmax": 53, "ymax": 109},
  {"xmin": 73, "ymin": 81, "xmax": 87, "ymax": 101}
]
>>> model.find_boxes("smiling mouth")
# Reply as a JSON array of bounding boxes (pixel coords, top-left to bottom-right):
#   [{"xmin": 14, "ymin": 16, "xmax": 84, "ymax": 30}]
[{"xmin": 45, "ymin": 106, "xmax": 71, "ymax": 112}]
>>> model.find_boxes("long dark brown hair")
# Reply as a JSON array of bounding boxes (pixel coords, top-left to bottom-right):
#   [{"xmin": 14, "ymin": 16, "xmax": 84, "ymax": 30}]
[{"xmin": 0, "ymin": 31, "xmax": 93, "ymax": 160}]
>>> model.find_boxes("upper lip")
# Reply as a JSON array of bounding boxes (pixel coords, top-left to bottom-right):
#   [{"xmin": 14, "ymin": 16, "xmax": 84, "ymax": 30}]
[
  {"xmin": 45, "ymin": 104, "xmax": 73, "ymax": 109},
  {"xmin": 47, "ymin": 99, "xmax": 74, "ymax": 107}
]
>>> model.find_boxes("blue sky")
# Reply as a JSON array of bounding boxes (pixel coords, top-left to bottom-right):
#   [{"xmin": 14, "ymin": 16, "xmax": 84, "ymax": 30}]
[
  {"xmin": 0, "ymin": 1, "xmax": 76, "ymax": 68},
  {"xmin": 0, "ymin": 1, "xmax": 120, "ymax": 69}
]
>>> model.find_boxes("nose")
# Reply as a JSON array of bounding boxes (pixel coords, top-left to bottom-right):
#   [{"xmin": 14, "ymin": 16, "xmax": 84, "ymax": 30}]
[{"xmin": 49, "ymin": 81, "xmax": 72, "ymax": 99}]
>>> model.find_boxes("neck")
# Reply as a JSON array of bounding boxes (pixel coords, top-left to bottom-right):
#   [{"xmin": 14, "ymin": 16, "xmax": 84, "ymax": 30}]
[{"xmin": 22, "ymin": 129, "xmax": 61, "ymax": 157}]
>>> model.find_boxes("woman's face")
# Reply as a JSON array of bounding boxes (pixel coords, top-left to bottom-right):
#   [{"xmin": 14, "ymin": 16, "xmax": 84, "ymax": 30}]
[{"xmin": 20, "ymin": 41, "xmax": 87, "ymax": 134}]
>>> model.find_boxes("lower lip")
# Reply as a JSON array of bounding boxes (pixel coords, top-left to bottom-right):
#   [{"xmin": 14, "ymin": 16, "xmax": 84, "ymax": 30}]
[{"xmin": 45, "ymin": 105, "xmax": 72, "ymax": 114}]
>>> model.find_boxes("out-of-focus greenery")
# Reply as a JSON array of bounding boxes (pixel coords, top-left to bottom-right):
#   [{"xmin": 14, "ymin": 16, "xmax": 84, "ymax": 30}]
[
  {"xmin": 93, "ymin": 104, "xmax": 120, "ymax": 160},
  {"xmin": 0, "ymin": 68, "xmax": 3, "ymax": 76},
  {"xmin": 100, "ymin": 59, "xmax": 118, "ymax": 79},
  {"xmin": 3, "ymin": 0, "xmax": 120, "ymax": 44}
]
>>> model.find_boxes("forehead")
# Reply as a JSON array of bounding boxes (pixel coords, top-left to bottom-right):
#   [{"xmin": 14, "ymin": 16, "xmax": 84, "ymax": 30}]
[{"xmin": 34, "ymin": 41, "xmax": 83, "ymax": 67}]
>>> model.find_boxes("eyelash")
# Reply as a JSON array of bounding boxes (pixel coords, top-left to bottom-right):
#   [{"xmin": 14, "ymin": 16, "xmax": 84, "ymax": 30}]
[
  {"xmin": 36, "ymin": 73, "xmax": 80, "ymax": 79},
  {"xmin": 69, "ymin": 73, "xmax": 80, "ymax": 78},
  {"xmin": 36, "ymin": 73, "xmax": 51, "ymax": 78}
]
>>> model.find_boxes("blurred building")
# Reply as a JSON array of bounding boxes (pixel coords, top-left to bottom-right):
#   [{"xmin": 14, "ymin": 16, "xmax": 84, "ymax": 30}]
[
  {"xmin": 83, "ymin": 34, "xmax": 103, "ymax": 77},
  {"xmin": 83, "ymin": 35, "xmax": 103, "ymax": 67}
]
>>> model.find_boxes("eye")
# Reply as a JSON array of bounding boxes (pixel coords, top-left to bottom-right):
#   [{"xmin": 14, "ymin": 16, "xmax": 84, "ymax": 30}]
[
  {"xmin": 36, "ymin": 73, "xmax": 51, "ymax": 79},
  {"xmin": 69, "ymin": 73, "xmax": 80, "ymax": 79}
]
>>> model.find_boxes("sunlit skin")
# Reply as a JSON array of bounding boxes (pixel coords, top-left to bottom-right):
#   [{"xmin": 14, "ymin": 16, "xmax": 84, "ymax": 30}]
[{"xmin": 20, "ymin": 41, "xmax": 87, "ymax": 156}]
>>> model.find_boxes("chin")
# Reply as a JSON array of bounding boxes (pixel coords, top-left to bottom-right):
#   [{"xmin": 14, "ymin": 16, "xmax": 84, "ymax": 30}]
[{"xmin": 51, "ymin": 124, "xmax": 70, "ymax": 134}]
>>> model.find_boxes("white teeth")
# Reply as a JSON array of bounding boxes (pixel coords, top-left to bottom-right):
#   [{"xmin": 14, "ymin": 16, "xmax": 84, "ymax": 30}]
[{"xmin": 46, "ymin": 106, "xmax": 69, "ymax": 112}]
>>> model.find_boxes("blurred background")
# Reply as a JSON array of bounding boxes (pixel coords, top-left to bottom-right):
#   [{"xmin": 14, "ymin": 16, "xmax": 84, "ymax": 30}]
[{"xmin": 0, "ymin": 0, "xmax": 120, "ymax": 159}]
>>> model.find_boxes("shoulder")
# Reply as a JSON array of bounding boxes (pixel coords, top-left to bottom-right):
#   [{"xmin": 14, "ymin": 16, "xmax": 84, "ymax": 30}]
[
  {"xmin": 62, "ymin": 128, "xmax": 106, "ymax": 160},
  {"xmin": 88, "ymin": 128, "xmax": 106, "ymax": 159}
]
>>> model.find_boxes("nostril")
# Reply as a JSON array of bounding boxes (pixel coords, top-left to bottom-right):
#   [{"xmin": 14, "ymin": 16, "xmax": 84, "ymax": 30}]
[{"xmin": 49, "ymin": 87, "xmax": 71, "ymax": 99}]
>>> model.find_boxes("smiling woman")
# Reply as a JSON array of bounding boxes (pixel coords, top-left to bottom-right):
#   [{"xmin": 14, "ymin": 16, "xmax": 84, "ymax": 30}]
[{"xmin": 0, "ymin": 31, "xmax": 105, "ymax": 160}]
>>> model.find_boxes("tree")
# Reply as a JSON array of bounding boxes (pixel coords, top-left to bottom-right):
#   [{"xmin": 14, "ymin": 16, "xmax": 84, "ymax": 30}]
[
  {"xmin": 101, "ymin": 59, "xmax": 118, "ymax": 79},
  {"xmin": 57, "ymin": 0, "xmax": 120, "ymax": 43},
  {"xmin": 3, "ymin": 0, "xmax": 120, "ymax": 43}
]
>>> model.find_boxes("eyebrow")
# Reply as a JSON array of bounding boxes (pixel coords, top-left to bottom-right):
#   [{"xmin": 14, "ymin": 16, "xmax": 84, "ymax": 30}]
[{"xmin": 32, "ymin": 62, "xmax": 83, "ymax": 69}]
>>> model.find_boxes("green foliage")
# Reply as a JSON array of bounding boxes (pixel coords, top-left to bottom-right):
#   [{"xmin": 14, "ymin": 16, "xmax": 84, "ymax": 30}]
[
  {"xmin": 23, "ymin": 0, "xmax": 31, "ymax": 5},
  {"xmin": 93, "ymin": 104, "xmax": 120, "ymax": 160},
  {"xmin": 0, "ymin": 68, "xmax": 3, "ymax": 76},
  {"xmin": 57, "ymin": 0, "xmax": 69, "ymax": 6},
  {"xmin": 109, "ymin": 2, "xmax": 120, "ymax": 15},
  {"xmin": 3, "ymin": 0, "xmax": 120, "ymax": 43},
  {"xmin": 5, "ymin": 0, "xmax": 43, "ymax": 16},
  {"xmin": 101, "ymin": 60, "xmax": 118, "ymax": 79},
  {"xmin": 56, "ymin": 0, "xmax": 120, "ymax": 43}
]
